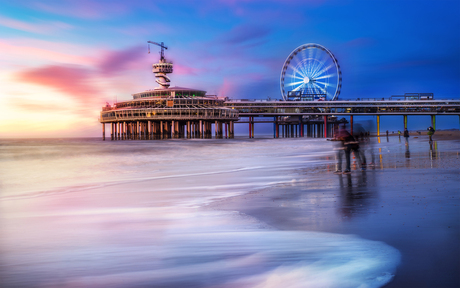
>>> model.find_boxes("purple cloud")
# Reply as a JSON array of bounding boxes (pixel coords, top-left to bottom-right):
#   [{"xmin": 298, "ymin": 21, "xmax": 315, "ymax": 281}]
[
  {"xmin": 222, "ymin": 24, "xmax": 272, "ymax": 45},
  {"xmin": 98, "ymin": 45, "xmax": 146, "ymax": 76}
]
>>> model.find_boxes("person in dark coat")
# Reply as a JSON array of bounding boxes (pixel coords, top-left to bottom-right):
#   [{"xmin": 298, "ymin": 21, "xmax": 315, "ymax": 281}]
[
  {"xmin": 427, "ymin": 126, "xmax": 435, "ymax": 141},
  {"xmin": 403, "ymin": 128, "xmax": 409, "ymax": 143},
  {"xmin": 335, "ymin": 125, "xmax": 365, "ymax": 174}
]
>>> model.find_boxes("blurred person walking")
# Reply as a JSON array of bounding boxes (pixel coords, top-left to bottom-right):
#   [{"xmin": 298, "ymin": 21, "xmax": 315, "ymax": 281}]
[
  {"xmin": 403, "ymin": 128, "xmax": 409, "ymax": 144},
  {"xmin": 427, "ymin": 126, "xmax": 435, "ymax": 141}
]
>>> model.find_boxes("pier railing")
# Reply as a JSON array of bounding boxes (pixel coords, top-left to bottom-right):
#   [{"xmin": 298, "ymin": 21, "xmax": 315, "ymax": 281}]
[
  {"xmin": 224, "ymin": 99, "xmax": 460, "ymax": 115},
  {"xmin": 101, "ymin": 107, "xmax": 239, "ymax": 122}
]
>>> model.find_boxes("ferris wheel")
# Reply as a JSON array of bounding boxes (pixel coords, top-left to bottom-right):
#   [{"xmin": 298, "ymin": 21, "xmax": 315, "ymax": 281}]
[{"xmin": 280, "ymin": 43, "xmax": 342, "ymax": 101}]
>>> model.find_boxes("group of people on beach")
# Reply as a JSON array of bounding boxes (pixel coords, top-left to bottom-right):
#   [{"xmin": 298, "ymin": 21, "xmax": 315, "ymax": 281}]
[
  {"xmin": 331, "ymin": 125, "xmax": 370, "ymax": 174},
  {"xmin": 331, "ymin": 124, "xmax": 435, "ymax": 174}
]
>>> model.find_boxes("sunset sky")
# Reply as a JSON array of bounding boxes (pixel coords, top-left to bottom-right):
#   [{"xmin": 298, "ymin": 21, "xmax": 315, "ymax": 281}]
[{"xmin": 1, "ymin": 0, "xmax": 459, "ymax": 138}]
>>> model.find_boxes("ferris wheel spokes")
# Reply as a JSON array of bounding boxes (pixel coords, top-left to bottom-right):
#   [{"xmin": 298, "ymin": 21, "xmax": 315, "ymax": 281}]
[{"xmin": 280, "ymin": 43, "xmax": 342, "ymax": 101}]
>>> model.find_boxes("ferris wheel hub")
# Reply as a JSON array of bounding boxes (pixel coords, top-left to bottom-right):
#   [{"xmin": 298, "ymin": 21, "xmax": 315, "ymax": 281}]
[{"xmin": 303, "ymin": 77, "xmax": 310, "ymax": 84}]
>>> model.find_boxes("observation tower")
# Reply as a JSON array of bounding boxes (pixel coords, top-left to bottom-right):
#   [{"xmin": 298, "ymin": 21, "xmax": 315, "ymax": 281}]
[{"xmin": 100, "ymin": 41, "xmax": 238, "ymax": 140}]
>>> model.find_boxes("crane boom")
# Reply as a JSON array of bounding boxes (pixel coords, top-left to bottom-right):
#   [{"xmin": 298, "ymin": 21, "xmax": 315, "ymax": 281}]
[{"xmin": 147, "ymin": 41, "xmax": 168, "ymax": 60}]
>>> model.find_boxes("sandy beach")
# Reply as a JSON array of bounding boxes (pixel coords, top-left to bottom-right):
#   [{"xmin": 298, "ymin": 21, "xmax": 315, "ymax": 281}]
[
  {"xmin": 1, "ymin": 135, "xmax": 458, "ymax": 287},
  {"xmin": 211, "ymin": 135, "xmax": 460, "ymax": 288}
]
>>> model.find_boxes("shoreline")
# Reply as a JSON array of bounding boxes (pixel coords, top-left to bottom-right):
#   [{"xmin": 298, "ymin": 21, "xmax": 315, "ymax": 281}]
[{"xmin": 210, "ymin": 137, "xmax": 460, "ymax": 287}]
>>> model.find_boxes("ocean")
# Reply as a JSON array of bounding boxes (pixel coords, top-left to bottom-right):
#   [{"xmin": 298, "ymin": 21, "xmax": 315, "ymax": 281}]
[{"xmin": 0, "ymin": 137, "xmax": 402, "ymax": 287}]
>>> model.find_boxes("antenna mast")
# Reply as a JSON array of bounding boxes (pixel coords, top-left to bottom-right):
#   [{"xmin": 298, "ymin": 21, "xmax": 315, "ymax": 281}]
[{"xmin": 147, "ymin": 41, "xmax": 168, "ymax": 60}]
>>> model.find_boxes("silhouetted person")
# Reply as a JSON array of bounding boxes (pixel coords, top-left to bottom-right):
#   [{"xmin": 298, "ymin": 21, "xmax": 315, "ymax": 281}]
[
  {"xmin": 427, "ymin": 126, "xmax": 435, "ymax": 141},
  {"xmin": 403, "ymin": 128, "xmax": 409, "ymax": 143},
  {"xmin": 332, "ymin": 126, "xmax": 346, "ymax": 174}
]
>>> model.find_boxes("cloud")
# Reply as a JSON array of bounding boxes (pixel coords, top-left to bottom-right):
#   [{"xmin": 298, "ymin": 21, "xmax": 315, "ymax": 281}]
[
  {"xmin": 222, "ymin": 24, "xmax": 271, "ymax": 45},
  {"xmin": 16, "ymin": 65, "xmax": 102, "ymax": 104},
  {"xmin": 174, "ymin": 64, "xmax": 200, "ymax": 75},
  {"xmin": 8, "ymin": 98, "xmax": 65, "ymax": 113},
  {"xmin": 0, "ymin": 40, "xmax": 93, "ymax": 66},
  {"xmin": 98, "ymin": 46, "xmax": 146, "ymax": 76},
  {"xmin": 0, "ymin": 15, "xmax": 72, "ymax": 35},
  {"xmin": 218, "ymin": 78, "xmax": 234, "ymax": 97},
  {"xmin": 32, "ymin": 0, "xmax": 161, "ymax": 19}
]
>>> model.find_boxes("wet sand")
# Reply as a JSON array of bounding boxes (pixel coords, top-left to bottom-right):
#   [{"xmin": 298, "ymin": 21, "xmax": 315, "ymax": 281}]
[{"xmin": 211, "ymin": 137, "xmax": 460, "ymax": 287}]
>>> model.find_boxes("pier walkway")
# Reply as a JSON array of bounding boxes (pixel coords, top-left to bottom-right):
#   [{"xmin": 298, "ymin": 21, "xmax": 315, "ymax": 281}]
[{"xmin": 224, "ymin": 98, "xmax": 460, "ymax": 138}]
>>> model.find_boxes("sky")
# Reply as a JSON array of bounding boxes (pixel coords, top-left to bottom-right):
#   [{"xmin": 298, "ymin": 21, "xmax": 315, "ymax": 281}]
[{"xmin": 0, "ymin": 0, "xmax": 459, "ymax": 138}]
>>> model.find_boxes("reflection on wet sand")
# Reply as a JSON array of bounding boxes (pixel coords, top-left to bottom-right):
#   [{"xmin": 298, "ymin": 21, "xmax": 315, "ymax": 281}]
[
  {"xmin": 360, "ymin": 137, "xmax": 451, "ymax": 170},
  {"xmin": 337, "ymin": 171, "xmax": 378, "ymax": 219}
]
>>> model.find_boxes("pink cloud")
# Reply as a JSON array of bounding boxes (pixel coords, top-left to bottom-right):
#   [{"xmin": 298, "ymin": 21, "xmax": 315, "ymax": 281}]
[
  {"xmin": 0, "ymin": 16, "xmax": 72, "ymax": 35},
  {"xmin": 16, "ymin": 65, "xmax": 102, "ymax": 104},
  {"xmin": 0, "ymin": 41, "xmax": 93, "ymax": 65},
  {"xmin": 218, "ymin": 79, "xmax": 235, "ymax": 97},
  {"xmin": 174, "ymin": 64, "xmax": 201, "ymax": 75},
  {"xmin": 97, "ymin": 46, "xmax": 146, "ymax": 76}
]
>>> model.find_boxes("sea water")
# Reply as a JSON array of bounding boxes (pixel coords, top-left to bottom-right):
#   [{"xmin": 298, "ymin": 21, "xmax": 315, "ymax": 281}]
[{"xmin": 0, "ymin": 137, "xmax": 400, "ymax": 287}]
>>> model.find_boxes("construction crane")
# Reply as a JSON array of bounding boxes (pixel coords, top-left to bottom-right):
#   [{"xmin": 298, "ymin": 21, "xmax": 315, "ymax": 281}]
[{"xmin": 147, "ymin": 41, "xmax": 167, "ymax": 60}]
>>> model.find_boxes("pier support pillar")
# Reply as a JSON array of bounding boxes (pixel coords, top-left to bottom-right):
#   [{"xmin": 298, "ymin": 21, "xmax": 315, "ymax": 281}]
[
  {"xmin": 187, "ymin": 121, "xmax": 191, "ymax": 138},
  {"xmin": 230, "ymin": 121, "xmax": 234, "ymax": 138},
  {"xmin": 299, "ymin": 116, "xmax": 304, "ymax": 137},
  {"xmin": 349, "ymin": 115, "xmax": 353, "ymax": 136},
  {"xmin": 377, "ymin": 115, "xmax": 380, "ymax": 136},
  {"xmin": 248, "ymin": 118, "xmax": 252, "ymax": 138},
  {"xmin": 404, "ymin": 115, "xmax": 408, "ymax": 130},
  {"xmin": 160, "ymin": 121, "xmax": 164, "ymax": 139},
  {"xmin": 276, "ymin": 117, "xmax": 280, "ymax": 138},
  {"xmin": 324, "ymin": 116, "xmax": 328, "ymax": 138},
  {"xmin": 113, "ymin": 122, "xmax": 116, "ymax": 140},
  {"xmin": 431, "ymin": 115, "xmax": 436, "ymax": 130},
  {"xmin": 147, "ymin": 121, "xmax": 151, "ymax": 140},
  {"xmin": 102, "ymin": 123, "xmax": 105, "ymax": 141}
]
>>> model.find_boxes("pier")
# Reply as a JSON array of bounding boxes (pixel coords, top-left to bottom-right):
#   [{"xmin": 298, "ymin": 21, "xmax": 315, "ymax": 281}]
[
  {"xmin": 225, "ymin": 95, "xmax": 460, "ymax": 138},
  {"xmin": 100, "ymin": 42, "xmax": 460, "ymax": 140}
]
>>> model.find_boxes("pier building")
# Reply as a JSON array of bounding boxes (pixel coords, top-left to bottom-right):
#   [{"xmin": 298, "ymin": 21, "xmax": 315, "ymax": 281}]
[{"xmin": 100, "ymin": 42, "xmax": 238, "ymax": 140}]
